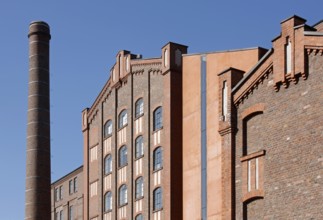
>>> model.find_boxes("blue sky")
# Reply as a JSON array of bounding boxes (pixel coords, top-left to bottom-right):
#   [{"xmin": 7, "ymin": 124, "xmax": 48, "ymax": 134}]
[{"xmin": 1, "ymin": 1, "xmax": 322, "ymax": 219}]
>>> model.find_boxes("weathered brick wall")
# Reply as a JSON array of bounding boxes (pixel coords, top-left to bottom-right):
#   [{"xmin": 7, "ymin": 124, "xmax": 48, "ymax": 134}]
[{"xmin": 235, "ymin": 53, "xmax": 323, "ymax": 219}]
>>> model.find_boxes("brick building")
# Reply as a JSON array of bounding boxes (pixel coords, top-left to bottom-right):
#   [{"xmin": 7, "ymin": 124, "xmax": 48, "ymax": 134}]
[
  {"xmin": 50, "ymin": 15, "xmax": 323, "ymax": 220},
  {"xmin": 183, "ymin": 15, "xmax": 323, "ymax": 219},
  {"xmin": 51, "ymin": 166, "xmax": 83, "ymax": 220},
  {"xmin": 81, "ymin": 42, "xmax": 187, "ymax": 220}
]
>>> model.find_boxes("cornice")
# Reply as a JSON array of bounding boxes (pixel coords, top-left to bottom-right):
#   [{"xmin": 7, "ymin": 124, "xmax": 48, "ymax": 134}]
[
  {"xmin": 306, "ymin": 46, "xmax": 323, "ymax": 55},
  {"xmin": 234, "ymin": 65, "xmax": 273, "ymax": 108},
  {"xmin": 88, "ymin": 79, "xmax": 111, "ymax": 119}
]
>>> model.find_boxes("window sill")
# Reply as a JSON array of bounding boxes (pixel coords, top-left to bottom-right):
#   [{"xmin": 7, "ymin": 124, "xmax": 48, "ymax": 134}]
[
  {"xmin": 152, "ymin": 167, "xmax": 163, "ymax": 173},
  {"xmin": 134, "ymin": 155, "xmax": 144, "ymax": 161},
  {"xmin": 118, "ymin": 124, "xmax": 128, "ymax": 131},
  {"xmin": 118, "ymin": 203, "xmax": 128, "ymax": 208},
  {"xmin": 135, "ymin": 196, "xmax": 144, "ymax": 201},
  {"xmin": 118, "ymin": 164, "xmax": 128, "ymax": 170},
  {"xmin": 152, "ymin": 127, "xmax": 163, "ymax": 134},
  {"xmin": 104, "ymin": 134, "xmax": 112, "ymax": 140},
  {"xmin": 152, "ymin": 207, "xmax": 163, "ymax": 213},
  {"xmin": 104, "ymin": 209, "xmax": 112, "ymax": 214},
  {"xmin": 134, "ymin": 113, "xmax": 144, "ymax": 120},
  {"xmin": 104, "ymin": 172, "xmax": 112, "ymax": 176}
]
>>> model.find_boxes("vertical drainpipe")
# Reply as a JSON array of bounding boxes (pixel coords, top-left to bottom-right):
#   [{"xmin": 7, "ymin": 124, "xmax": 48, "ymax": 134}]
[
  {"xmin": 201, "ymin": 55, "xmax": 207, "ymax": 220},
  {"xmin": 25, "ymin": 21, "xmax": 51, "ymax": 220}
]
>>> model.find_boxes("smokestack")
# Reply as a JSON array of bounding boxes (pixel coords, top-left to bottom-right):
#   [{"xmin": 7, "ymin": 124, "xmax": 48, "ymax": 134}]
[{"xmin": 25, "ymin": 21, "xmax": 51, "ymax": 220}]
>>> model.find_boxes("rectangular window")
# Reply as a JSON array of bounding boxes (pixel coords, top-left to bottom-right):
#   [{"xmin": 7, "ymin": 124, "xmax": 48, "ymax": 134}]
[
  {"xmin": 69, "ymin": 180, "xmax": 73, "ymax": 195},
  {"xmin": 241, "ymin": 150, "xmax": 265, "ymax": 201},
  {"xmin": 55, "ymin": 212, "xmax": 59, "ymax": 220},
  {"xmin": 74, "ymin": 177, "xmax": 78, "ymax": 193},
  {"xmin": 69, "ymin": 206, "xmax": 73, "ymax": 220},
  {"xmin": 55, "ymin": 188, "xmax": 59, "ymax": 202},
  {"xmin": 60, "ymin": 210, "xmax": 63, "ymax": 220},
  {"xmin": 59, "ymin": 185, "xmax": 63, "ymax": 200}
]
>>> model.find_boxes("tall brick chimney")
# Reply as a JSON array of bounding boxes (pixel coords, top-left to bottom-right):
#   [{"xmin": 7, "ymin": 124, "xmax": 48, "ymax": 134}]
[{"xmin": 25, "ymin": 21, "xmax": 51, "ymax": 220}]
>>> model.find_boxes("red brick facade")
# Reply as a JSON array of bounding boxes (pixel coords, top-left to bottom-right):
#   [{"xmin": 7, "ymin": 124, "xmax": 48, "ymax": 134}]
[
  {"xmin": 50, "ymin": 15, "xmax": 323, "ymax": 220},
  {"xmin": 183, "ymin": 15, "xmax": 323, "ymax": 219}
]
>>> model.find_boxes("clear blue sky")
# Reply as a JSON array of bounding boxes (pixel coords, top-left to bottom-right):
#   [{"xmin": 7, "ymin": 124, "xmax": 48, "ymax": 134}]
[{"xmin": 0, "ymin": 1, "xmax": 322, "ymax": 219}]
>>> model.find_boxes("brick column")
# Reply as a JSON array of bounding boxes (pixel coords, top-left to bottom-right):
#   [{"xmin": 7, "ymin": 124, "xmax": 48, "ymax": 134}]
[{"xmin": 25, "ymin": 21, "xmax": 51, "ymax": 220}]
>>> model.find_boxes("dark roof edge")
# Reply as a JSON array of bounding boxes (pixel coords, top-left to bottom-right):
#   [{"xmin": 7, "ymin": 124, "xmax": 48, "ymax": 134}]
[
  {"xmin": 280, "ymin": 15, "xmax": 306, "ymax": 24},
  {"xmin": 183, "ymin": 47, "xmax": 267, "ymax": 57},
  {"xmin": 217, "ymin": 67, "xmax": 245, "ymax": 76},
  {"xmin": 312, "ymin": 20, "xmax": 323, "ymax": 28},
  {"xmin": 232, "ymin": 48, "xmax": 273, "ymax": 93}
]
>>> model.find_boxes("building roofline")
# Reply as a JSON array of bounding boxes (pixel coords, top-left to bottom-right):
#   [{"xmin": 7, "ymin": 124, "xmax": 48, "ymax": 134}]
[
  {"xmin": 161, "ymin": 41, "xmax": 188, "ymax": 49},
  {"xmin": 51, "ymin": 165, "xmax": 83, "ymax": 186},
  {"xmin": 217, "ymin": 67, "xmax": 245, "ymax": 76},
  {"xmin": 232, "ymin": 48, "xmax": 273, "ymax": 93},
  {"xmin": 280, "ymin": 15, "xmax": 306, "ymax": 24},
  {"xmin": 183, "ymin": 47, "xmax": 267, "ymax": 57},
  {"xmin": 312, "ymin": 20, "xmax": 323, "ymax": 28}
]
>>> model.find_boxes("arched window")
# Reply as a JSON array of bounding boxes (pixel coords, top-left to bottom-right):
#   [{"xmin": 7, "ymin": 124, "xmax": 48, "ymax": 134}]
[
  {"xmin": 119, "ymin": 146, "xmax": 127, "ymax": 167},
  {"xmin": 135, "ymin": 214, "xmax": 144, "ymax": 220},
  {"xmin": 135, "ymin": 98, "xmax": 144, "ymax": 118},
  {"xmin": 104, "ymin": 154, "xmax": 112, "ymax": 175},
  {"xmin": 135, "ymin": 177, "xmax": 144, "ymax": 199},
  {"xmin": 153, "ymin": 187, "xmax": 162, "ymax": 211},
  {"xmin": 153, "ymin": 147, "xmax": 163, "ymax": 171},
  {"xmin": 135, "ymin": 136, "xmax": 144, "ymax": 159},
  {"xmin": 153, "ymin": 107, "xmax": 162, "ymax": 131},
  {"xmin": 104, "ymin": 120, "xmax": 112, "ymax": 138},
  {"xmin": 119, "ymin": 184, "xmax": 127, "ymax": 206},
  {"xmin": 104, "ymin": 191, "xmax": 112, "ymax": 212},
  {"xmin": 118, "ymin": 109, "xmax": 127, "ymax": 129}
]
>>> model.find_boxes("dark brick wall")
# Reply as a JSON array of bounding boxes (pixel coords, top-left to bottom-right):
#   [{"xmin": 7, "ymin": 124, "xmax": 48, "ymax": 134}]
[{"xmin": 235, "ymin": 53, "xmax": 323, "ymax": 219}]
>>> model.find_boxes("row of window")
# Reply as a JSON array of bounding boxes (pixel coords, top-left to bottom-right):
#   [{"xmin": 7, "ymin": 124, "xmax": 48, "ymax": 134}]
[
  {"xmin": 104, "ymin": 185, "xmax": 162, "ymax": 212},
  {"xmin": 55, "ymin": 205, "xmax": 74, "ymax": 220},
  {"xmin": 103, "ymin": 105, "xmax": 163, "ymax": 139},
  {"xmin": 69, "ymin": 177, "xmax": 78, "ymax": 195},
  {"xmin": 55, "ymin": 177, "xmax": 78, "ymax": 202},
  {"xmin": 104, "ymin": 146, "xmax": 163, "ymax": 175},
  {"xmin": 55, "ymin": 186, "xmax": 63, "ymax": 202}
]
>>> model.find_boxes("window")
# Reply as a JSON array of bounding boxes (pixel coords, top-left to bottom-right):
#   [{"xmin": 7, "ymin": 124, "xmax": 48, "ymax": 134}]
[
  {"xmin": 119, "ymin": 184, "xmax": 127, "ymax": 206},
  {"xmin": 55, "ymin": 211, "xmax": 59, "ymax": 220},
  {"xmin": 59, "ymin": 186, "xmax": 63, "ymax": 200},
  {"xmin": 60, "ymin": 210, "xmax": 63, "ymax": 220},
  {"xmin": 119, "ymin": 109, "xmax": 127, "ymax": 128},
  {"xmin": 69, "ymin": 206, "xmax": 73, "ymax": 220},
  {"xmin": 69, "ymin": 177, "xmax": 77, "ymax": 194},
  {"xmin": 135, "ymin": 177, "xmax": 144, "ymax": 199},
  {"xmin": 104, "ymin": 154, "xmax": 112, "ymax": 175},
  {"xmin": 74, "ymin": 177, "xmax": 77, "ymax": 193},
  {"xmin": 135, "ymin": 98, "xmax": 144, "ymax": 118},
  {"xmin": 104, "ymin": 191, "xmax": 112, "ymax": 212},
  {"xmin": 135, "ymin": 214, "xmax": 144, "ymax": 220},
  {"xmin": 119, "ymin": 146, "xmax": 127, "ymax": 167},
  {"xmin": 104, "ymin": 120, "xmax": 113, "ymax": 138},
  {"xmin": 135, "ymin": 136, "xmax": 144, "ymax": 159},
  {"xmin": 69, "ymin": 180, "xmax": 73, "ymax": 194},
  {"xmin": 55, "ymin": 188, "xmax": 59, "ymax": 202},
  {"xmin": 153, "ymin": 147, "xmax": 163, "ymax": 171},
  {"xmin": 153, "ymin": 107, "xmax": 162, "ymax": 131},
  {"xmin": 153, "ymin": 187, "xmax": 163, "ymax": 211}
]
